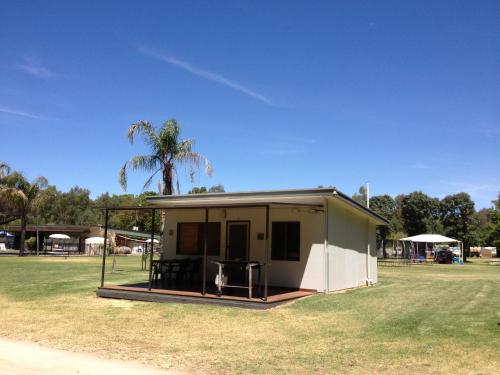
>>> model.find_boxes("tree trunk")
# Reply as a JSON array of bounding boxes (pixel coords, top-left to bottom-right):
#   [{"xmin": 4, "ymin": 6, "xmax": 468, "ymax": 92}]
[
  {"xmin": 159, "ymin": 163, "xmax": 173, "ymax": 252},
  {"xmin": 162, "ymin": 163, "xmax": 173, "ymax": 196},
  {"xmin": 19, "ymin": 213, "xmax": 26, "ymax": 257}
]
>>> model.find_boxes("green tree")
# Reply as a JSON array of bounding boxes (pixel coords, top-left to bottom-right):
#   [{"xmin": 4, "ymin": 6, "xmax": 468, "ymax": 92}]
[
  {"xmin": 483, "ymin": 192, "xmax": 500, "ymax": 254},
  {"xmin": 0, "ymin": 172, "xmax": 48, "ymax": 255},
  {"xmin": 370, "ymin": 195, "xmax": 396, "ymax": 258},
  {"xmin": 56, "ymin": 187, "xmax": 96, "ymax": 225},
  {"xmin": 0, "ymin": 163, "xmax": 18, "ymax": 225},
  {"xmin": 188, "ymin": 185, "xmax": 225, "ymax": 194},
  {"xmin": 32, "ymin": 185, "xmax": 60, "ymax": 224},
  {"xmin": 400, "ymin": 192, "xmax": 440, "ymax": 236},
  {"xmin": 370, "ymin": 195, "xmax": 396, "ymax": 220},
  {"xmin": 35, "ymin": 186, "xmax": 97, "ymax": 225},
  {"xmin": 137, "ymin": 191, "xmax": 162, "ymax": 233},
  {"xmin": 93, "ymin": 193, "xmax": 137, "ymax": 230},
  {"xmin": 119, "ymin": 119, "xmax": 212, "ymax": 196},
  {"xmin": 188, "ymin": 186, "xmax": 207, "ymax": 194},
  {"xmin": 440, "ymin": 193, "xmax": 477, "ymax": 259},
  {"xmin": 208, "ymin": 184, "xmax": 225, "ymax": 193},
  {"xmin": 352, "ymin": 185, "xmax": 367, "ymax": 207}
]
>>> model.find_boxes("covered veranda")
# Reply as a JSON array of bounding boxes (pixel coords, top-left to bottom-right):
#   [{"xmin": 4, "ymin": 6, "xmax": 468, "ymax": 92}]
[{"xmin": 96, "ymin": 201, "xmax": 318, "ymax": 308}]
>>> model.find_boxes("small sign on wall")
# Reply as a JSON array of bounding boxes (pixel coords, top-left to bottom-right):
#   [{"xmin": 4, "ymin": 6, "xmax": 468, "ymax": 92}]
[{"xmin": 257, "ymin": 232, "xmax": 264, "ymax": 240}]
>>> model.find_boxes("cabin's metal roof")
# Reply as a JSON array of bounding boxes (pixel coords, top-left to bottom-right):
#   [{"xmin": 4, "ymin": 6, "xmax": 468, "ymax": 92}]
[{"xmin": 145, "ymin": 187, "xmax": 389, "ymax": 225}]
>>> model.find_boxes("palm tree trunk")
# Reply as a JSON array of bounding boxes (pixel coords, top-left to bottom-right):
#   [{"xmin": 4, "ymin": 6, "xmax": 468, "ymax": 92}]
[
  {"xmin": 19, "ymin": 213, "xmax": 26, "ymax": 257},
  {"xmin": 159, "ymin": 163, "xmax": 173, "ymax": 255},
  {"xmin": 163, "ymin": 163, "xmax": 173, "ymax": 196}
]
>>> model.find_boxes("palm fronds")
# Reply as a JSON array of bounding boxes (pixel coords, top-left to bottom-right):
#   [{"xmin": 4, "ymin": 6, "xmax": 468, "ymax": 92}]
[
  {"xmin": 120, "ymin": 118, "xmax": 212, "ymax": 195},
  {"xmin": 119, "ymin": 155, "xmax": 160, "ymax": 191}
]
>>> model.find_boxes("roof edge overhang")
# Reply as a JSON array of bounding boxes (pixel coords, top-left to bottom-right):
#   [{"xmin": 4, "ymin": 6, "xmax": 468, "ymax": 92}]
[
  {"xmin": 7, "ymin": 224, "xmax": 91, "ymax": 233},
  {"xmin": 329, "ymin": 190, "xmax": 389, "ymax": 226},
  {"xmin": 143, "ymin": 187, "xmax": 389, "ymax": 225},
  {"xmin": 146, "ymin": 187, "xmax": 336, "ymax": 201}
]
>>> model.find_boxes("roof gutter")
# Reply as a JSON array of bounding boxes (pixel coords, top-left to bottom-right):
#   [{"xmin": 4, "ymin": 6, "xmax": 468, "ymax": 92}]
[{"xmin": 146, "ymin": 187, "xmax": 336, "ymax": 201}]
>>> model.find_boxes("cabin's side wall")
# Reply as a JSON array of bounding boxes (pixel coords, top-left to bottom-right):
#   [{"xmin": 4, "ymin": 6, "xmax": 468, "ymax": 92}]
[
  {"xmin": 368, "ymin": 220, "xmax": 378, "ymax": 284},
  {"xmin": 161, "ymin": 206, "xmax": 325, "ymax": 291},
  {"xmin": 326, "ymin": 198, "xmax": 378, "ymax": 291}
]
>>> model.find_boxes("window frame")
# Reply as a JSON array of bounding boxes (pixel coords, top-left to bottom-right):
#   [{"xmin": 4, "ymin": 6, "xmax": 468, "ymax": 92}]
[
  {"xmin": 271, "ymin": 221, "xmax": 301, "ymax": 261},
  {"xmin": 176, "ymin": 222, "xmax": 221, "ymax": 256}
]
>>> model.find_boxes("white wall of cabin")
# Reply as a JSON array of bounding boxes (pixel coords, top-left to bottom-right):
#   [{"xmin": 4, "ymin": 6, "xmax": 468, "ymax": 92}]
[
  {"xmin": 161, "ymin": 206, "xmax": 326, "ymax": 291},
  {"xmin": 326, "ymin": 198, "xmax": 378, "ymax": 291}
]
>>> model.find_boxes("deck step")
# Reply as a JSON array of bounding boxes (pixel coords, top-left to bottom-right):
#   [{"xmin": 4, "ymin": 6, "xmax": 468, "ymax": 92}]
[{"xmin": 96, "ymin": 287, "xmax": 306, "ymax": 309}]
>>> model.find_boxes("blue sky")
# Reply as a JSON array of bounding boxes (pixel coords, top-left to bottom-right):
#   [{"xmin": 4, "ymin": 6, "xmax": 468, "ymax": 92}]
[{"xmin": 1, "ymin": 1, "xmax": 499, "ymax": 208}]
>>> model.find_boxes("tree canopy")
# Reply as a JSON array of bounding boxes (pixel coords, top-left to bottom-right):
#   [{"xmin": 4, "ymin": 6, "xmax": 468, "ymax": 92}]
[
  {"xmin": 440, "ymin": 193, "xmax": 477, "ymax": 249},
  {"xmin": 355, "ymin": 186, "xmax": 500, "ymax": 257},
  {"xmin": 0, "ymin": 170, "xmax": 48, "ymax": 255},
  {"xmin": 188, "ymin": 184, "xmax": 225, "ymax": 194},
  {"xmin": 400, "ymin": 192, "xmax": 441, "ymax": 236},
  {"xmin": 120, "ymin": 119, "xmax": 212, "ymax": 196}
]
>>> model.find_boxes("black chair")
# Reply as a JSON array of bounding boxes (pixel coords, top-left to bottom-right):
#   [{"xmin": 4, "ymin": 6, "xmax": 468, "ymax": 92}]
[
  {"xmin": 182, "ymin": 258, "xmax": 202, "ymax": 285},
  {"xmin": 152, "ymin": 262, "xmax": 162, "ymax": 286},
  {"xmin": 159, "ymin": 262, "xmax": 172, "ymax": 288},
  {"xmin": 168, "ymin": 260, "xmax": 183, "ymax": 286}
]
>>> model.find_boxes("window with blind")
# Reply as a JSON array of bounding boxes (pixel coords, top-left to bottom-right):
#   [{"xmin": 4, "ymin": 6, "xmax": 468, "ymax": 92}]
[
  {"xmin": 271, "ymin": 222, "xmax": 300, "ymax": 261},
  {"xmin": 176, "ymin": 222, "xmax": 221, "ymax": 255}
]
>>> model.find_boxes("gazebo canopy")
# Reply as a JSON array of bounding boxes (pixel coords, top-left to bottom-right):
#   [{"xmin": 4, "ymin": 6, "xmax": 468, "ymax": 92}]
[
  {"xmin": 399, "ymin": 234, "xmax": 459, "ymax": 243},
  {"xmin": 85, "ymin": 237, "xmax": 106, "ymax": 244},
  {"xmin": 49, "ymin": 233, "xmax": 71, "ymax": 239}
]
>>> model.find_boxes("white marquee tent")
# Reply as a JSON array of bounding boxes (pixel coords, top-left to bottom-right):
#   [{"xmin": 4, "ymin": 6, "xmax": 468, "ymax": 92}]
[
  {"xmin": 47, "ymin": 233, "xmax": 71, "ymax": 252},
  {"xmin": 48, "ymin": 234, "xmax": 71, "ymax": 239},
  {"xmin": 85, "ymin": 237, "xmax": 106, "ymax": 245},
  {"xmin": 85, "ymin": 237, "xmax": 109, "ymax": 256},
  {"xmin": 398, "ymin": 234, "xmax": 463, "ymax": 263}
]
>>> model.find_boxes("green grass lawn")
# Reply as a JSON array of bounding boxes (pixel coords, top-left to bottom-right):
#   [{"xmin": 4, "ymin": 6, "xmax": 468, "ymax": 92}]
[{"xmin": 0, "ymin": 256, "xmax": 498, "ymax": 374}]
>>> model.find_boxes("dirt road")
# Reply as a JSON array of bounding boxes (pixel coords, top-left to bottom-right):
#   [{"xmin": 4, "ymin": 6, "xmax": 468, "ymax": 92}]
[{"xmin": 0, "ymin": 337, "xmax": 181, "ymax": 375}]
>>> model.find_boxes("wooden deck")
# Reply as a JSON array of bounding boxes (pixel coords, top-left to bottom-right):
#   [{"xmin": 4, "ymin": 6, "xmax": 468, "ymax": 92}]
[{"xmin": 97, "ymin": 282, "xmax": 316, "ymax": 309}]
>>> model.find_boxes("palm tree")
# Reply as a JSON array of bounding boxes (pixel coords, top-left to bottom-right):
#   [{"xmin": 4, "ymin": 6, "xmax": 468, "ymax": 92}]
[
  {"xmin": 0, "ymin": 162, "xmax": 16, "ymax": 225},
  {"xmin": 0, "ymin": 172, "xmax": 48, "ymax": 256},
  {"xmin": 119, "ymin": 119, "xmax": 212, "ymax": 195}
]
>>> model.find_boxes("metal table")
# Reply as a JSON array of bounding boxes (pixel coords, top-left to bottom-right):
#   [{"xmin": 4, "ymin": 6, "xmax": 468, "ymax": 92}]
[{"xmin": 212, "ymin": 260, "xmax": 264, "ymax": 299}]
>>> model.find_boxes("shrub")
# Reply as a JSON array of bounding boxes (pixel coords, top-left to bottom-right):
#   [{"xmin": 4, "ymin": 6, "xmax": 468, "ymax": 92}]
[{"xmin": 25, "ymin": 237, "xmax": 37, "ymax": 251}]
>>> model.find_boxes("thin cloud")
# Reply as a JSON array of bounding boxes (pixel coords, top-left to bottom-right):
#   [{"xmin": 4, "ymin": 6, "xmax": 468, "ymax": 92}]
[
  {"xmin": 256, "ymin": 148, "xmax": 304, "ymax": 156},
  {"xmin": 16, "ymin": 59, "xmax": 53, "ymax": 78},
  {"xmin": 442, "ymin": 181, "xmax": 495, "ymax": 195},
  {"xmin": 241, "ymin": 134, "xmax": 315, "ymax": 156},
  {"xmin": 437, "ymin": 180, "xmax": 499, "ymax": 208},
  {"xmin": 478, "ymin": 126, "xmax": 500, "ymax": 136},
  {"xmin": 278, "ymin": 135, "xmax": 317, "ymax": 145},
  {"xmin": 410, "ymin": 162, "xmax": 430, "ymax": 170},
  {"xmin": 137, "ymin": 46, "xmax": 274, "ymax": 106},
  {"xmin": 0, "ymin": 106, "xmax": 41, "ymax": 119}
]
